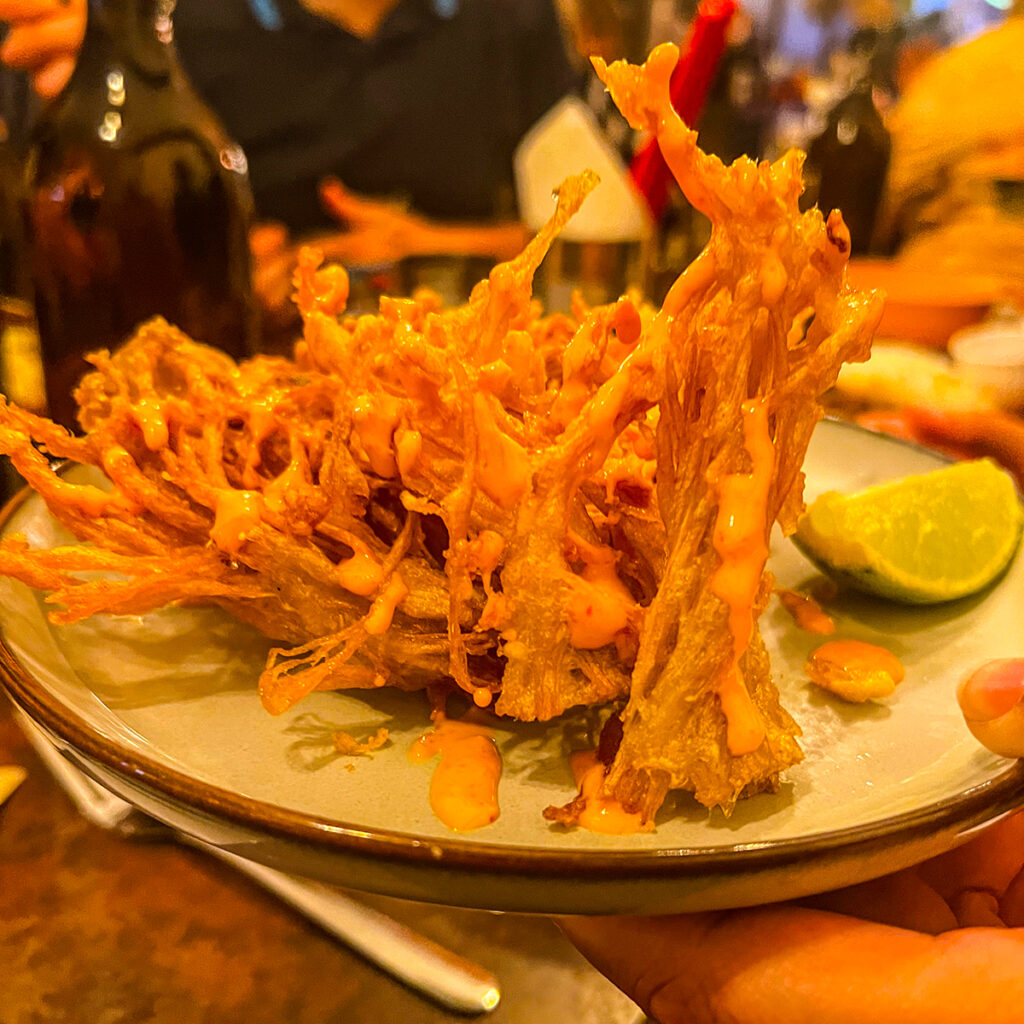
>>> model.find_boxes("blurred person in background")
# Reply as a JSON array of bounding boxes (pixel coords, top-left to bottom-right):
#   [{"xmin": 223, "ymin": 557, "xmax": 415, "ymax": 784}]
[
  {"xmin": 556, "ymin": 0, "xmax": 639, "ymax": 158},
  {"xmin": 0, "ymin": 0, "xmax": 578, "ymax": 335}
]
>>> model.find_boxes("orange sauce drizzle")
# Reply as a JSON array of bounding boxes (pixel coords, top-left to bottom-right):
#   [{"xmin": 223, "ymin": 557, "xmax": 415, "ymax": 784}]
[
  {"xmin": 663, "ymin": 245, "xmax": 716, "ymax": 318},
  {"xmin": 50, "ymin": 477, "xmax": 117, "ymax": 518},
  {"xmin": 476, "ymin": 591, "xmax": 509, "ymax": 632},
  {"xmin": 550, "ymin": 375, "xmax": 591, "ymax": 429},
  {"xmin": 610, "ymin": 295, "xmax": 642, "ymax": 349},
  {"xmin": 394, "ymin": 427, "xmax": 422, "ymax": 478},
  {"xmin": 408, "ymin": 715, "xmax": 501, "ymax": 831},
  {"xmin": 471, "ymin": 686, "xmax": 494, "ymax": 708},
  {"xmin": 777, "ymin": 587, "xmax": 835, "ymax": 635},
  {"xmin": 473, "ymin": 393, "xmax": 531, "ymax": 508},
  {"xmin": 564, "ymin": 534, "xmax": 636, "ymax": 650},
  {"xmin": 363, "ymin": 573, "xmax": 408, "ymax": 635},
  {"xmin": 210, "ymin": 489, "xmax": 263, "ymax": 554},
  {"xmin": 134, "ymin": 397, "xmax": 168, "ymax": 451},
  {"xmin": 262, "ymin": 459, "xmax": 306, "ymax": 515},
  {"xmin": 241, "ymin": 395, "xmax": 280, "ymax": 487},
  {"xmin": 760, "ymin": 242, "xmax": 788, "ymax": 307},
  {"xmin": 352, "ymin": 393, "xmax": 402, "ymax": 478},
  {"xmin": 247, "ymin": 396, "xmax": 279, "ymax": 452},
  {"xmin": 336, "ymin": 541, "xmax": 385, "ymax": 597},
  {"xmin": 806, "ymin": 639, "xmax": 905, "ymax": 702},
  {"xmin": 709, "ymin": 399, "xmax": 774, "ymax": 755},
  {"xmin": 98, "ymin": 446, "xmax": 144, "ymax": 514},
  {"xmin": 570, "ymin": 750, "xmax": 650, "ymax": 835},
  {"xmin": 584, "ymin": 368, "xmax": 632, "ymax": 468},
  {"xmin": 501, "ymin": 636, "xmax": 527, "ymax": 661},
  {"xmin": 466, "ymin": 529, "xmax": 505, "ymax": 576},
  {"xmin": 478, "ymin": 358, "xmax": 513, "ymax": 394},
  {"xmin": 467, "ymin": 530, "xmax": 509, "ymax": 633}
]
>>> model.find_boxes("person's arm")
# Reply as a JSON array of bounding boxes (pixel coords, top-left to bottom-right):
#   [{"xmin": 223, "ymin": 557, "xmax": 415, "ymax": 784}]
[
  {"xmin": 251, "ymin": 180, "xmax": 532, "ymax": 326},
  {"xmin": 560, "ymin": 810, "xmax": 1024, "ymax": 1024},
  {"xmin": 561, "ymin": 902, "xmax": 1024, "ymax": 1024},
  {"xmin": 317, "ymin": 178, "xmax": 529, "ymax": 265},
  {"xmin": 0, "ymin": 0, "xmax": 84, "ymax": 97}
]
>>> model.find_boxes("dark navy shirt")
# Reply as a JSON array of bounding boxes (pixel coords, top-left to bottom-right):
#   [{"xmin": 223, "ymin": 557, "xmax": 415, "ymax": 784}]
[{"xmin": 171, "ymin": 0, "xmax": 576, "ymax": 236}]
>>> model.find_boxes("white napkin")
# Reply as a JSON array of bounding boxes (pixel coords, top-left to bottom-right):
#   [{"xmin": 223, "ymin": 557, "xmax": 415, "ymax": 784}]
[{"xmin": 514, "ymin": 96, "xmax": 653, "ymax": 243}]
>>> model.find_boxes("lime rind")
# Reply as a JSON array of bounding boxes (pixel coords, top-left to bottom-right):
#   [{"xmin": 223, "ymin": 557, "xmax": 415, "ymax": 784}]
[{"xmin": 794, "ymin": 459, "xmax": 1024, "ymax": 604}]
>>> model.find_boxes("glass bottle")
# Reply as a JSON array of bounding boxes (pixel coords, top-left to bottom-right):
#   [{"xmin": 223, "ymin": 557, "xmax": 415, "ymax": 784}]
[
  {"xmin": 0, "ymin": 125, "xmax": 45, "ymax": 503},
  {"xmin": 23, "ymin": 0, "xmax": 257, "ymax": 431},
  {"xmin": 805, "ymin": 72, "xmax": 892, "ymax": 255}
]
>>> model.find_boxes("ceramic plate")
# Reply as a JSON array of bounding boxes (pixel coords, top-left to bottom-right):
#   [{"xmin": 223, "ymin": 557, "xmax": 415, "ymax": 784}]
[{"xmin": 2, "ymin": 419, "xmax": 1024, "ymax": 915}]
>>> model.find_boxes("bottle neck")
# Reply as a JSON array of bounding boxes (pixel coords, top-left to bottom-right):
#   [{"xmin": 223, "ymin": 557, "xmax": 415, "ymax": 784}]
[{"xmin": 78, "ymin": 0, "xmax": 174, "ymax": 80}]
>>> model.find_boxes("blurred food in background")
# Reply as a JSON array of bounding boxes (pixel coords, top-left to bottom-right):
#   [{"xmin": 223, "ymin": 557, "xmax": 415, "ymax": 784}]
[
  {"xmin": 832, "ymin": 342, "xmax": 998, "ymax": 416},
  {"xmin": 876, "ymin": 8, "xmax": 1024, "ymax": 301},
  {"xmin": 845, "ymin": 258, "xmax": 1004, "ymax": 347}
]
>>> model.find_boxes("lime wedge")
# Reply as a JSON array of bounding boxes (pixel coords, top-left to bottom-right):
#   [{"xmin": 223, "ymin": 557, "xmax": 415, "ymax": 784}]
[{"xmin": 795, "ymin": 459, "xmax": 1023, "ymax": 604}]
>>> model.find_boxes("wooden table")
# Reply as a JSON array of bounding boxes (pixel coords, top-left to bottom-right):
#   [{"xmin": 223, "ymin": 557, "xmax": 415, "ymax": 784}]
[{"xmin": 0, "ymin": 691, "xmax": 641, "ymax": 1024}]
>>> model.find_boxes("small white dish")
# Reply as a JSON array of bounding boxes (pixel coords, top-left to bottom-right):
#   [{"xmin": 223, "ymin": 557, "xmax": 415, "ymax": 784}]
[{"xmin": 949, "ymin": 323, "xmax": 1024, "ymax": 409}]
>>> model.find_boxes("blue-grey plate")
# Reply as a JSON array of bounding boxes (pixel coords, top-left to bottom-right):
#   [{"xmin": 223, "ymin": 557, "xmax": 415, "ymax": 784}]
[{"xmin": 2, "ymin": 418, "xmax": 1023, "ymax": 914}]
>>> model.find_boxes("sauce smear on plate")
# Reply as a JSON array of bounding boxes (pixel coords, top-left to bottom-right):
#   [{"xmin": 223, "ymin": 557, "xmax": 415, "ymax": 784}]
[
  {"xmin": 777, "ymin": 587, "xmax": 836, "ymax": 635},
  {"xmin": 408, "ymin": 716, "xmax": 501, "ymax": 831},
  {"xmin": 806, "ymin": 639, "xmax": 904, "ymax": 702},
  {"xmin": 570, "ymin": 750, "xmax": 651, "ymax": 835}
]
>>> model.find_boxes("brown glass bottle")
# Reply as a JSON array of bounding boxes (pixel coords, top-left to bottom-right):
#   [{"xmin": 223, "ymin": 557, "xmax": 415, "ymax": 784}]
[
  {"xmin": 0, "ymin": 129, "xmax": 45, "ymax": 503},
  {"xmin": 24, "ymin": 0, "xmax": 257, "ymax": 431},
  {"xmin": 805, "ymin": 78, "xmax": 892, "ymax": 256}
]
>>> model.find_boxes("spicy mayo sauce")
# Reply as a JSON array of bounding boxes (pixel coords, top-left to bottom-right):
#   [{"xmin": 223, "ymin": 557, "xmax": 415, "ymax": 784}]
[
  {"xmin": 709, "ymin": 399, "xmax": 774, "ymax": 755},
  {"xmin": 408, "ymin": 716, "xmax": 501, "ymax": 832},
  {"xmin": 777, "ymin": 587, "xmax": 835, "ymax": 635},
  {"xmin": 569, "ymin": 750, "xmax": 650, "ymax": 835},
  {"xmin": 210, "ymin": 488, "xmax": 263, "ymax": 554},
  {"xmin": 806, "ymin": 639, "xmax": 905, "ymax": 702}
]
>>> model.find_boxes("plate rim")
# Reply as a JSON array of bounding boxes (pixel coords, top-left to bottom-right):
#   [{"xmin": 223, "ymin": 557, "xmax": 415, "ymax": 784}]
[
  {"xmin": 3, "ymin": 418, "xmax": 1024, "ymax": 880},
  {"xmin": 6, "ymin": 639, "xmax": 1024, "ymax": 878}
]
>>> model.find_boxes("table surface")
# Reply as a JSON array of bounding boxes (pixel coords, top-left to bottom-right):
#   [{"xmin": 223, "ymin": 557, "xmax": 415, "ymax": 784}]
[{"xmin": 0, "ymin": 690, "xmax": 642, "ymax": 1024}]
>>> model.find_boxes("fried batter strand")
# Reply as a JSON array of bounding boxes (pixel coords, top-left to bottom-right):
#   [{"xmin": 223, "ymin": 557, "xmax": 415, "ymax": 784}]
[{"xmin": 0, "ymin": 43, "xmax": 881, "ymax": 823}]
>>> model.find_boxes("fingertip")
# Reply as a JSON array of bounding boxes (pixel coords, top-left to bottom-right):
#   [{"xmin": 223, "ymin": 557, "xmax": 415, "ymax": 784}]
[
  {"xmin": 34, "ymin": 55, "xmax": 74, "ymax": 99},
  {"xmin": 958, "ymin": 659, "xmax": 1024, "ymax": 722},
  {"xmin": 959, "ymin": 660, "xmax": 1024, "ymax": 758},
  {"xmin": 1001, "ymin": 860, "xmax": 1024, "ymax": 927}
]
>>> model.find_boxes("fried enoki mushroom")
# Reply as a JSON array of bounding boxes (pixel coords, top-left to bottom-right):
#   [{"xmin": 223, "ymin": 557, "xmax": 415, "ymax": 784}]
[
  {"xmin": 0, "ymin": 43, "xmax": 881, "ymax": 823},
  {"xmin": 557, "ymin": 44, "xmax": 883, "ymax": 819}
]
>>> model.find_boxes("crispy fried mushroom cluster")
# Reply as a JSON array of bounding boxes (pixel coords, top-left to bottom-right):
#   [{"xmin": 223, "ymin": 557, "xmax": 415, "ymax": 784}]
[{"xmin": 0, "ymin": 44, "xmax": 881, "ymax": 820}]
